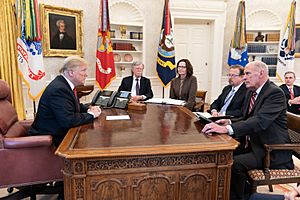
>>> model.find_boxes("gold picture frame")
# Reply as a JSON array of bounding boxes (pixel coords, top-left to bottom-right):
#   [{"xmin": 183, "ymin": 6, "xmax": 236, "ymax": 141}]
[
  {"xmin": 40, "ymin": 4, "xmax": 83, "ymax": 57},
  {"xmin": 295, "ymin": 24, "xmax": 300, "ymax": 58}
]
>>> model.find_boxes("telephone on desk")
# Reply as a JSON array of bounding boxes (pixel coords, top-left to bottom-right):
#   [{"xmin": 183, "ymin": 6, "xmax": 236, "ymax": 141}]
[{"xmin": 91, "ymin": 90, "xmax": 131, "ymax": 109}]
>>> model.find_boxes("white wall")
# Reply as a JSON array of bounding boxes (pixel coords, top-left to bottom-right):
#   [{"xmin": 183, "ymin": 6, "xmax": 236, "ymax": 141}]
[{"xmin": 22, "ymin": 0, "xmax": 300, "ymax": 118}]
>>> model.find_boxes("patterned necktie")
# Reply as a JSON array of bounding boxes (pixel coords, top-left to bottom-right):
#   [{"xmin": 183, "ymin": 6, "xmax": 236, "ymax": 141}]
[
  {"xmin": 220, "ymin": 88, "xmax": 235, "ymax": 115},
  {"xmin": 248, "ymin": 91, "xmax": 257, "ymax": 114},
  {"xmin": 136, "ymin": 78, "xmax": 140, "ymax": 95},
  {"xmin": 289, "ymin": 87, "xmax": 294, "ymax": 100},
  {"xmin": 245, "ymin": 91, "xmax": 257, "ymax": 148}
]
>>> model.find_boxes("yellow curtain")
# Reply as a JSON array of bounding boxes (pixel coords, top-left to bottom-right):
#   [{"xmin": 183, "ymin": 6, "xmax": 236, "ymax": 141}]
[{"xmin": 0, "ymin": 0, "xmax": 26, "ymax": 120}]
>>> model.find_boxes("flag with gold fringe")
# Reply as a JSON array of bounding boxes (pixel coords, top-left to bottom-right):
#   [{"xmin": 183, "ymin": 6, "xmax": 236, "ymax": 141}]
[
  {"xmin": 16, "ymin": 0, "xmax": 46, "ymax": 100},
  {"xmin": 277, "ymin": 0, "xmax": 296, "ymax": 82},
  {"xmin": 156, "ymin": 0, "xmax": 176, "ymax": 87},
  {"xmin": 228, "ymin": 0, "xmax": 248, "ymax": 67},
  {"xmin": 95, "ymin": 0, "xmax": 116, "ymax": 90}
]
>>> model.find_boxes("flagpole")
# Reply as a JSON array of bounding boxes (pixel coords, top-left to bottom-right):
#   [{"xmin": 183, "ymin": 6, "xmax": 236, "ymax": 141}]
[{"xmin": 33, "ymin": 100, "xmax": 36, "ymax": 118}]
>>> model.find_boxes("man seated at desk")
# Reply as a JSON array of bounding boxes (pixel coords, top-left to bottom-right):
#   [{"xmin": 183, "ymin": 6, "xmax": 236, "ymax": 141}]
[
  {"xmin": 118, "ymin": 61, "xmax": 153, "ymax": 101},
  {"xmin": 279, "ymin": 71, "xmax": 300, "ymax": 115},
  {"xmin": 202, "ymin": 61, "xmax": 294, "ymax": 200},
  {"xmin": 210, "ymin": 65, "xmax": 247, "ymax": 117},
  {"xmin": 29, "ymin": 56, "xmax": 101, "ymax": 146}
]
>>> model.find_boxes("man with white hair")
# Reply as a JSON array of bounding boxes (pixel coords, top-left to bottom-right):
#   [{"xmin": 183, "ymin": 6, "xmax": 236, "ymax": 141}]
[
  {"xmin": 118, "ymin": 61, "xmax": 153, "ymax": 101},
  {"xmin": 29, "ymin": 56, "xmax": 101, "ymax": 146},
  {"xmin": 50, "ymin": 19, "xmax": 76, "ymax": 49},
  {"xmin": 202, "ymin": 61, "xmax": 294, "ymax": 200}
]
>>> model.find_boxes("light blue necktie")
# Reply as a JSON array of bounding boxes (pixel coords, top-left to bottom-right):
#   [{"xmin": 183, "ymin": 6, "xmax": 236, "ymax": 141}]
[{"xmin": 220, "ymin": 88, "xmax": 235, "ymax": 115}]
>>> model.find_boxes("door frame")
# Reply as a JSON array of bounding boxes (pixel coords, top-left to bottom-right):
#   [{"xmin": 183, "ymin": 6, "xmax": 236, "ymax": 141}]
[{"xmin": 171, "ymin": 1, "xmax": 227, "ymax": 103}]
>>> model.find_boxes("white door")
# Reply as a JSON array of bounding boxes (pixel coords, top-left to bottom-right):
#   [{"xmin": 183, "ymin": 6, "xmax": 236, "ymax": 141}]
[{"xmin": 174, "ymin": 19, "xmax": 212, "ymax": 101}]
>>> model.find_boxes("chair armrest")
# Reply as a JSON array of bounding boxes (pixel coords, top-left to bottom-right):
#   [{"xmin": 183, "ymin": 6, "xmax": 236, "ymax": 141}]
[
  {"xmin": 263, "ymin": 143, "xmax": 300, "ymax": 170},
  {"xmin": 265, "ymin": 143, "xmax": 300, "ymax": 151},
  {"xmin": 19, "ymin": 119, "xmax": 33, "ymax": 132},
  {"xmin": 4, "ymin": 135, "xmax": 53, "ymax": 149}
]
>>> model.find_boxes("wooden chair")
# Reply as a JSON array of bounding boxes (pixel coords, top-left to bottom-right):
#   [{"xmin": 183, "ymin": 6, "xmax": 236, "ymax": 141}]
[
  {"xmin": 247, "ymin": 112, "xmax": 300, "ymax": 193},
  {"xmin": 76, "ymin": 84, "xmax": 94, "ymax": 99},
  {"xmin": 194, "ymin": 90, "xmax": 207, "ymax": 112}
]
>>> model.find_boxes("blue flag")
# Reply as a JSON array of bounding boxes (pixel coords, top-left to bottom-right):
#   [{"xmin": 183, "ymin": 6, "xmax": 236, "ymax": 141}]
[
  {"xmin": 156, "ymin": 0, "xmax": 176, "ymax": 87},
  {"xmin": 228, "ymin": 0, "xmax": 248, "ymax": 67}
]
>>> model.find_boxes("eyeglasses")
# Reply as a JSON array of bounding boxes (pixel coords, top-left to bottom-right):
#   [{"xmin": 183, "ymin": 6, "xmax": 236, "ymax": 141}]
[
  {"xmin": 178, "ymin": 66, "xmax": 186, "ymax": 68},
  {"xmin": 227, "ymin": 74, "xmax": 240, "ymax": 78}
]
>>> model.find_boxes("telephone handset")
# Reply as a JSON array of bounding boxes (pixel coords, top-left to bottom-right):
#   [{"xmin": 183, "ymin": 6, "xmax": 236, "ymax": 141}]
[{"xmin": 91, "ymin": 90, "xmax": 131, "ymax": 109}]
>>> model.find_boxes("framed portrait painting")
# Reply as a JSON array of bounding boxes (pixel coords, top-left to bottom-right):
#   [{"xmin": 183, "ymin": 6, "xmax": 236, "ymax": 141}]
[
  {"xmin": 40, "ymin": 4, "xmax": 83, "ymax": 57},
  {"xmin": 296, "ymin": 24, "xmax": 300, "ymax": 58}
]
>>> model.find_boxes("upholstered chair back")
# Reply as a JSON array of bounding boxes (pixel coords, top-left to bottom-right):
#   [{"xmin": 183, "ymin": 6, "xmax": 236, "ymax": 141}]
[{"xmin": 0, "ymin": 80, "xmax": 26, "ymax": 138}]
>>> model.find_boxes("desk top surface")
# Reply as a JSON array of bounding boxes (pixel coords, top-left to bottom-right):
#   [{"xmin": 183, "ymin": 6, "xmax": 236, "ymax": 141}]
[{"xmin": 56, "ymin": 104, "xmax": 238, "ymax": 158}]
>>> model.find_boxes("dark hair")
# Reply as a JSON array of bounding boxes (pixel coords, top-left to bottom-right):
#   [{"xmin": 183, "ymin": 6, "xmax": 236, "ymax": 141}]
[
  {"xmin": 284, "ymin": 71, "xmax": 296, "ymax": 78},
  {"xmin": 230, "ymin": 65, "xmax": 244, "ymax": 76},
  {"xmin": 176, "ymin": 59, "xmax": 193, "ymax": 78}
]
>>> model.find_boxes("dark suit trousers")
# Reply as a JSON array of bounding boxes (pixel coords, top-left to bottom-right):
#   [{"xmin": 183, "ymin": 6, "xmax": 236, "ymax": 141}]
[{"xmin": 231, "ymin": 152, "xmax": 262, "ymax": 200}]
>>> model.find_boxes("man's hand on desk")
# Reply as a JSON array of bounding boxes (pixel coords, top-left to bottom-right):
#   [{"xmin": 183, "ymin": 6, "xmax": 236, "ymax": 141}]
[
  {"xmin": 211, "ymin": 109, "xmax": 220, "ymax": 117},
  {"xmin": 202, "ymin": 122, "xmax": 228, "ymax": 135},
  {"xmin": 289, "ymin": 96, "xmax": 300, "ymax": 105},
  {"xmin": 88, "ymin": 106, "xmax": 101, "ymax": 118},
  {"xmin": 131, "ymin": 95, "xmax": 143, "ymax": 102}
]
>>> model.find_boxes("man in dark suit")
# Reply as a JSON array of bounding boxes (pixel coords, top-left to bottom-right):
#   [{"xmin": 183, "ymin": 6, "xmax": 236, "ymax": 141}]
[
  {"xmin": 118, "ymin": 61, "xmax": 153, "ymax": 101},
  {"xmin": 210, "ymin": 65, "xmax": 247, "ymax": 117},
  {"xmin": 279, "ymin": 71, "xmax": 300, "ymax": 114},
  {"xmin": 29, "ymin": 56, "xmax": 101, "ymax": 146},
  {"xmin": 202, "ymin": 61, "xmax": 293, "ymax": 200},
  {"xmin": 50, "ymin": 19, "xmax": 76, "ymax": 50}
]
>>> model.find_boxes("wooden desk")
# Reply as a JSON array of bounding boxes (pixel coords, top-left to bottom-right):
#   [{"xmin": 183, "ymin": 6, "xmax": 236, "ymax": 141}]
[{"xmin": 56, "ymin": 104, "xmax": 238, "ymax": 200}]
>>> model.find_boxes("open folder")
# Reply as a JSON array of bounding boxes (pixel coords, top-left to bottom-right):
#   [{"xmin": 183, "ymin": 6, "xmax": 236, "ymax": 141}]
[{"xmin": 194, "ymin": 112, "xmax": 234, "ymax": 124}]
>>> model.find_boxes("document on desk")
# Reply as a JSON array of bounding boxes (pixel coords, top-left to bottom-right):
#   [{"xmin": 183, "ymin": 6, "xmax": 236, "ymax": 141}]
[
  {"xmin": 145, "ymin": 98, "xmax": 185, "ymax": 106},
  {"xmin": 106, "ymin": 115, "xmax": 130, "ymax": 120},
  {"xmin": 194, "ymin": 112, "xmax": 234, "ymax": 122}
]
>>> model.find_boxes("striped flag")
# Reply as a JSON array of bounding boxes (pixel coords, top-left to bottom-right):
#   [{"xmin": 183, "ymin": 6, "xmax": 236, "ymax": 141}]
[
  {"xmin": 277, "ymin": 0, "xmax": 296, "ymax": 82},
  {"xmin": 228, "ymin": 0, "xmax": 248, "ymax": 67},
  {"xmin": 95, "ymin": 0, "xmax": 116, "ymax": 91},
  {"xmin": 156, "ymin": 0, "xmax": 176, "ymax": 87},
  {"xmin": 16, "ymin": 0, "xmax": 46, "ymax": 100}
]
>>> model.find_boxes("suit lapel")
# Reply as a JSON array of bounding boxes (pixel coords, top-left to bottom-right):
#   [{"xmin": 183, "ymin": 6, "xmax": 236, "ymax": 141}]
[
  {"xmin": 59, "ymin": 75, "xmax": 80, "ymax": 112},
  {"xmin": 248, "ymin": 81, "xmax": 270, "ymax": 115},
  {"xmin": 222, "ymin": 86, "xmax": 232, "ymax": 105}
]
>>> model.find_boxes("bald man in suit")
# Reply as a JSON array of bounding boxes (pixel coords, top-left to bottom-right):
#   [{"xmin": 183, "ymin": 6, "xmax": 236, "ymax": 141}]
[{"xmin": 202, "ymin": 61, "xmax": 293, "ymax": 200}]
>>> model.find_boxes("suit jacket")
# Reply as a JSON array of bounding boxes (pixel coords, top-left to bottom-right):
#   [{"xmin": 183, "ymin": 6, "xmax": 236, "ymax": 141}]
[
  {"xmin": 29, "ymin": 75, "xmax": 93, "ymax": 146},
  {"xmin": 50, "ymin": 32, "xmax": 76, "ymax": 50},
  {"xmin": 279, "ymin": 84, "xmax": 300, "ymax": 114},
  {"xmin": 232, "ymin": 80, "xmax": 293, "ymax": 169},
  {"xmin": 210, "ymin": 83, "xmax": 247, "ymax": 117},
  {"xmin": 118, "ymin": 76, "xmax": 153, "ymax": 100},
  {"xmin": 170, "ymin": 75, "xmax": 197, "ymax": 110}
]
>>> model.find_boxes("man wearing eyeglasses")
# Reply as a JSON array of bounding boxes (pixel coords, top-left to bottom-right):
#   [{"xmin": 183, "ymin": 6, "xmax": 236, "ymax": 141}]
[{"xmin": 210, "ymin": 65, "xmax": 247, "ymax": 117}]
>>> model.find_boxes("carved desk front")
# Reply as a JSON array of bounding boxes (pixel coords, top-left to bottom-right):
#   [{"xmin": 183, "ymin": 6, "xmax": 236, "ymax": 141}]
[{"xmin": 56, "ymin": 104, "xmax": 238, "ymax": 200}]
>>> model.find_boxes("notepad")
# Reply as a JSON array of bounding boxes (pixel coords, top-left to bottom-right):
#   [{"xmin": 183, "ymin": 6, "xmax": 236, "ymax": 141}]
[
  {"xmin": 145, "ymin": 98, "xmax": 185, "ymax": 106},
  {"xmin": 106, "ymin": 115, "xmax": 130, "ymax": 120}
]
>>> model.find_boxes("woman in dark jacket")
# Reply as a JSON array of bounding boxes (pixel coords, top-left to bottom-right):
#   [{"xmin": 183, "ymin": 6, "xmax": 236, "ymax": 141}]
[{"xmin": 170, "ymin": 59, "xmax": 197, "ymax": 110}]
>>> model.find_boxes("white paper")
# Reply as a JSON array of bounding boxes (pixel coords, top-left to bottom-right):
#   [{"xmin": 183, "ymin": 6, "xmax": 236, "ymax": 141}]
[
  {"xmin": 106, "ymin": 115, "xmax": 130, "ymax": 120},
  {"xmin": 145, "ymin": 98, "xmax": 185, "ymax": 106}
]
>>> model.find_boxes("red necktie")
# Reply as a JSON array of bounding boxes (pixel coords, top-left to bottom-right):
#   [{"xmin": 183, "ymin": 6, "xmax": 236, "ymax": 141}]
[
  {"xmin": 248, "ymin": 92, "xmax": 257, "ymax": 114},
  {"xmin": 73, "ymin": 88, "xmax": 80, "ymax": 111},
  {"xmin": 289, "ymin": 87, "xmax": 294, "ymax": 100}
]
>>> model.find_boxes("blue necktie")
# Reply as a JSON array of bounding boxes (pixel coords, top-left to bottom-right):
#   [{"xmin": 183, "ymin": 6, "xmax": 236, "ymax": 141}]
[{"xmin": 220, "ymin": 88, "xmax": 235, "ymax": 115}]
